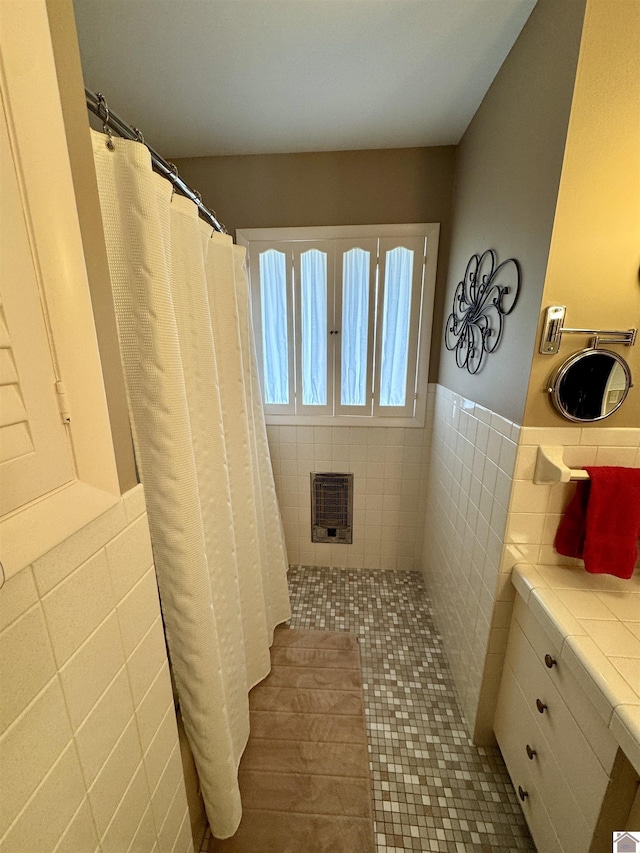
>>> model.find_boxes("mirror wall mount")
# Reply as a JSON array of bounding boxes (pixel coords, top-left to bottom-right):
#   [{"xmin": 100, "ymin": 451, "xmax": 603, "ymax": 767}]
[
  {"xmin": 539, "ymin": 305, "xmax": 637, "ymax": 354},
  {"xmin": 548, "ymin": 348, "xmax": 632, "ymax": 423}
]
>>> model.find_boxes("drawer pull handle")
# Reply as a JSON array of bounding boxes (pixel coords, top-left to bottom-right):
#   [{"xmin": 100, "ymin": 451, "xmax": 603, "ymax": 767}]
[
  {"xmin": 536, "ymin": 698, "xmax": 548, "ymax": 714},
  {"xmin": 544, "ymin": 654, "xmax": 557, "ymax": 668},
  {"xmin": 518, "ymin": 786, "xmax": 528, "ymax": 802},
  {"xmin": 526, "ymin": 744, "xmax": 537, "ymax": 760}
]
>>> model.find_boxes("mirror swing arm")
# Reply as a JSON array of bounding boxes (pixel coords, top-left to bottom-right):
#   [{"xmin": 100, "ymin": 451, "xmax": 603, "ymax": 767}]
[
  {"xmin": 539, "ymin": 306, "xmax": 637, "ymax": 423},
  {"xmin": 539, "ymin": 306, "xmax": 637, "ymax": 354}
]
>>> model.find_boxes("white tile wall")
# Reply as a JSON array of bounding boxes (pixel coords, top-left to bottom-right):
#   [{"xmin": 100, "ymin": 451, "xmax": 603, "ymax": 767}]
[
  {"xmin": 266, "ymin": 418, "xmax": 433, "ymax": 570},
  {"xmin": 421, "ymin": 388, "xmax": 640, "ymax": 745},
  {"xmin": 510, "ymin": 426, "xmax": 640, "ymax": 568},
  {"xmin": 0, "ymin": 486, "xmax": 194, "ymax": 853},
  {"xmin": 420, "ymin": 385, "xmax": 520, "ymax": 739}
]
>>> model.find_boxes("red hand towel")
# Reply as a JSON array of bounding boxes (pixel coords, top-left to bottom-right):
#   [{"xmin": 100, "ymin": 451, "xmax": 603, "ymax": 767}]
[{"xmin": 554, "ymin": 466, "xmax": 640, "ymax": 580}]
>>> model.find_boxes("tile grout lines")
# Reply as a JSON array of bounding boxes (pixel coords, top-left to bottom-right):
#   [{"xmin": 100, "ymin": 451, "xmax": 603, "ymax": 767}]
[
  {"xmin": 201, "ymin": 566, "xmax": 534, "ymax": 853},
  {"xmin": 285, "ymin": 566, "xmax": 535, "ymax": 853}
]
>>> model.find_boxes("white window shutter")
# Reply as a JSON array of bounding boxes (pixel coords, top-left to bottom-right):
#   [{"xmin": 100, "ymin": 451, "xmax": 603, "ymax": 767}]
[
  {"xmin": 248, "ymin": 242, "xmax": 296, "ymax": 415},
  {"xmin": 293, "ymin": 242, "xmax": 335, "ymax": 417},
  {"xmin": 0, "ymin": 104, "xmax": 75, "ymax": 516},
  {"xmin": 373, "ymin": 236, "xmax": 426, "ymax": 419},
  {"xmin": 335, "ymin": 238, "xmax": 377, "ymax": 417},
  {"xmin": 239, "ymin": 224, "xmax": 439, "ymax": 427},
  {"xmin": 0, "ymin": 0, "xmax": 120, "ymax": 580}
]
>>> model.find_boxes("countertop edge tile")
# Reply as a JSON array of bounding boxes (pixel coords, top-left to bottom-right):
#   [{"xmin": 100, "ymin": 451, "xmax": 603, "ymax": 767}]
[
  {"xmin": 511, "ymin": 562, "xmax": 549, "ymax": 604},
  {"xmin": 529, "ymin": 588, "xmax": 586, "ymax": 644},
  {"xmin": 561, "ymin": 635, "xmax": 620, "ymax": 727},
  {"xmin": 610, "ymin": 704, "xmax": 640, "ymax": 777}
]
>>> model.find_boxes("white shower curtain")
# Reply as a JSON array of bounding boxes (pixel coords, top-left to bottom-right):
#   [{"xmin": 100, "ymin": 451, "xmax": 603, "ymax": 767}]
[{"xmin": 91, "ymin": 131, "xmax": 291, "ymax": 838}]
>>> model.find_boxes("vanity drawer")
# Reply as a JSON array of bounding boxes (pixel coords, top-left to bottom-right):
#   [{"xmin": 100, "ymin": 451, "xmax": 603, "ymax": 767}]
[
  {"xmin": 512, "ymin": 595, "xmax": 618, "ymax": 774},
  {"xmin": 506, "ymin": 614, "xmax": 611, "ymax": 823},
  {"xmin": 495, "ymin": 662, "xmax": 578, "ymax": 852}
]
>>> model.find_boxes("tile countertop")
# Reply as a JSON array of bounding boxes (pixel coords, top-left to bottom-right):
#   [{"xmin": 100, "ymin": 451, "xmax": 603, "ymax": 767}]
[{"xmin": 511, "ymin": 562, "xmax": 640, "ymax": 776}]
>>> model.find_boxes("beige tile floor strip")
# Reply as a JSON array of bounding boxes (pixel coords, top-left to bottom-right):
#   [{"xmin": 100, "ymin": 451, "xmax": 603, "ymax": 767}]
[{"xmin": 209, "ymin": 628, "xmax": 375, "ymax": 852}]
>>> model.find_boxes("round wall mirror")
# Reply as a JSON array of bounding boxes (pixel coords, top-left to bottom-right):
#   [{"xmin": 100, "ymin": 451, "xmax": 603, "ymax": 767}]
[{"xmin": 549, "ymin": 348, "xmax": 632, "ymax": 422}]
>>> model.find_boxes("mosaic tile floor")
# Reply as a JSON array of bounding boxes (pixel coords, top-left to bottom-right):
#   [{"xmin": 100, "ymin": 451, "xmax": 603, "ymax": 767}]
[{"xmin": 285, "ymin": 566, "xmax": 535, "ymax": 853}]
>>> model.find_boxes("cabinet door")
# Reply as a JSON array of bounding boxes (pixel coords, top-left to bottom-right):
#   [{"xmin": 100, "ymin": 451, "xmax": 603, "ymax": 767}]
[
  {"xmin": 0, "ymin": 0, "xmax": 120, "ymax": 579},
  {"xmin": 0, "ymin": 96, "xmax": 76, "ymax": 515}
]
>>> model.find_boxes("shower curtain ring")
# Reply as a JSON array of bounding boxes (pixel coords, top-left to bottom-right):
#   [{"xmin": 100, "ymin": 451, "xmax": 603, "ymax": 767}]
[
  {"xmin": 213, "ymin": 213, "xmax": 228, "ymax": 234},
  {"xmin": 133, "ymin": 126, "xmax": 145, "ymax": 144},
  {"xmin": 96, "ymin": 92, "xmax": 115, "ymax": 151},
  {"xmin": 215, "ymin": 215, "xmax": 228, "ymax": 235},
  {"xmin": 167, "ymin": 164, "xmax": 180, "ymax": 199}
]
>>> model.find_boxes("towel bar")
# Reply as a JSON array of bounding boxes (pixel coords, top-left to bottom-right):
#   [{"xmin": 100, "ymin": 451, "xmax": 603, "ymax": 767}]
[{"xmin": 533, "ymin": 446, "xmax": 590, "ymax": 484}]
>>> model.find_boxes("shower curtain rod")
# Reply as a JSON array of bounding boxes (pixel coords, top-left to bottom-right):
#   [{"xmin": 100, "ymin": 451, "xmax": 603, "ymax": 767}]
[{"xmin": 85, "ymin": 88, "xmax": 226, "ymax": 233}]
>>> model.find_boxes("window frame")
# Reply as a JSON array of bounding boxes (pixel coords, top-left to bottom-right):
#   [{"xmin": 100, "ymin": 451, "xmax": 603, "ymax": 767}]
[{"xmin": 238, "ymin": 223, "xmax": 439, "ymax": 428}]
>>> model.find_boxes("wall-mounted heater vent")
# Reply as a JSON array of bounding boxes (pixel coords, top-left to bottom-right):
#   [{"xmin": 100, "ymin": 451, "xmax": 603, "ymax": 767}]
[{"xmin": 311, "ymin": 473, "xmax": 353, "ymax": 544}]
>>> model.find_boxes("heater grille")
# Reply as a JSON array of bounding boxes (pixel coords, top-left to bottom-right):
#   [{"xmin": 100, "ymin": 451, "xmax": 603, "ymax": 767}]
[{"xmin": 310, "ymin": 472, "xmax": 353, "ymax": 544}]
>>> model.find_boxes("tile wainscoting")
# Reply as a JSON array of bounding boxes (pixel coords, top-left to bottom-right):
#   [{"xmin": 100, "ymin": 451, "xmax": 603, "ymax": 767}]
[
  {"xmin": 510, "ymin": 426, "xmax": 640, "ymax": 569},
  {"xmin": 266, "ymin": 410, "xmax": 434, "ymax": 571},
  {"xmin": 421, "ymin": 384, "xmax": 640, "ymax": 745},
  {"xmin": 420, "ymin": 385, "xmax": 519, "ymax": 743},
  {"xmin": 0, "ymin": 486, "xmax": 193, "ymax": 853}
]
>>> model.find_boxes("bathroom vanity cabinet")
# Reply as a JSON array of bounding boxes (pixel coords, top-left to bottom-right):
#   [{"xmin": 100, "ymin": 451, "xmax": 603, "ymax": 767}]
[{"xmin": 494, "ymin": 564, "xmax": 640, "ymax": 852}]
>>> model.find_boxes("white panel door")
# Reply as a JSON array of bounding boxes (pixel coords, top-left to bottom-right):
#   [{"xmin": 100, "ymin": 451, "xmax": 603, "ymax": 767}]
[
  {"xmin": 0, "ymin": 0, "xmax": 119, "ymax": 580},
  {"xmin": 0, "ymin": 95, "xmax": 75, "ymax": 516}
]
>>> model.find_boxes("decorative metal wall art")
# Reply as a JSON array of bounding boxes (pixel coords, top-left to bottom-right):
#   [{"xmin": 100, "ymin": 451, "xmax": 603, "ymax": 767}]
[{"xmin": 445, "ymin": 249, "xmax": 521, "ymax": 374}]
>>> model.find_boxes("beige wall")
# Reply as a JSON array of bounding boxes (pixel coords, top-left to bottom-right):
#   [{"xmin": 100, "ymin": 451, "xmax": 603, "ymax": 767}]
[
  {"xmin": 173, "ymin": 146, "xmax": 456, "ymax": 379},
  {"xmin": 173, "ymin": 146, "xmax": 455, "ymax": 235},
  {"xmin": 524, "ymin": 0, "xmax": 640, "ymax": 428},
  {"xmin": 436, "ymin": 0, "xmax": 586, "ymax": 424}
]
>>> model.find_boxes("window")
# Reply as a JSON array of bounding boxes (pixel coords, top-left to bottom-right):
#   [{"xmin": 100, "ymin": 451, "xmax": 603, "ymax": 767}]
[{"xmin": 238, "ymin": 224, "xmax": 439, "ymax": 426}]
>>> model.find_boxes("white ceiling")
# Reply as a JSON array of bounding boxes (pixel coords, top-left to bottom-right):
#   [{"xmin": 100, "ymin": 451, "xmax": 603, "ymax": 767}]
[{"xmin": 73, "ymin": 0, "xmax": 537, "ymax": 159}]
